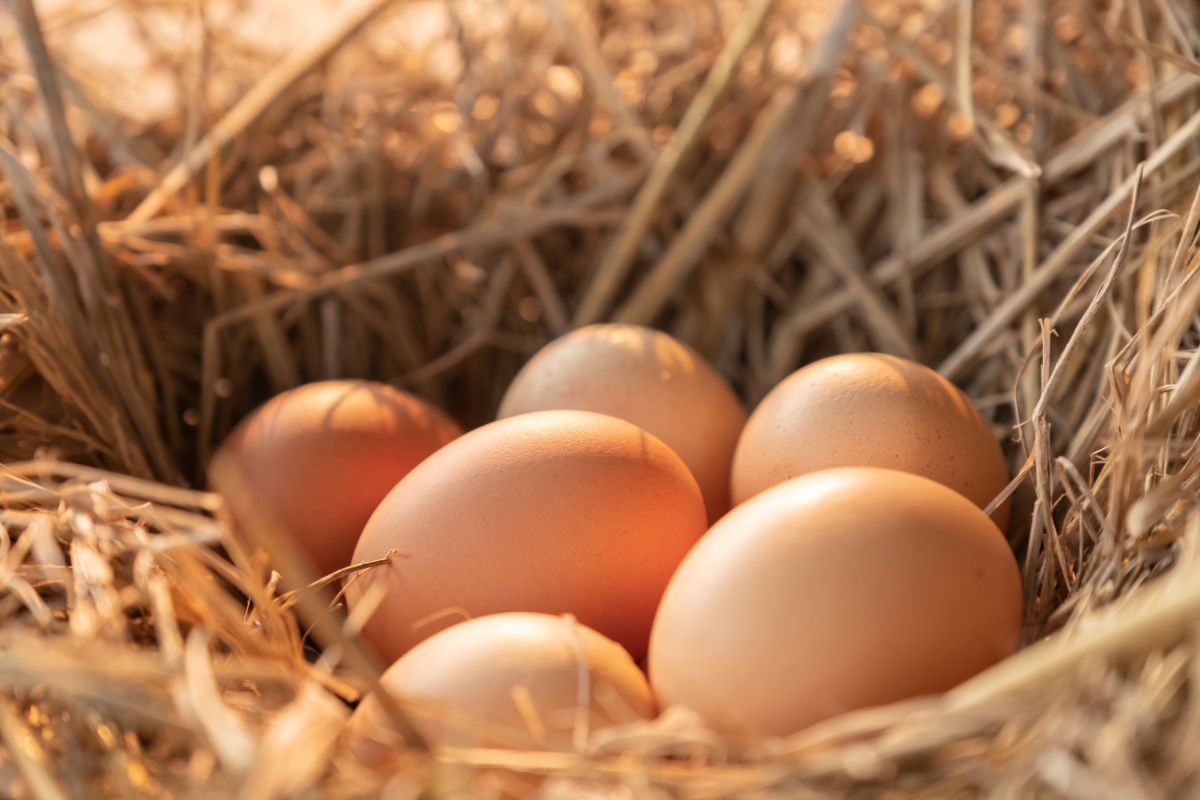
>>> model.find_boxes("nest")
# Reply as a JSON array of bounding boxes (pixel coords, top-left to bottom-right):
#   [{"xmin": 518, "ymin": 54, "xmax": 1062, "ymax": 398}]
[{"xmin": 2, "ymin": 0, "xmax": 1200, "ymax": 796}]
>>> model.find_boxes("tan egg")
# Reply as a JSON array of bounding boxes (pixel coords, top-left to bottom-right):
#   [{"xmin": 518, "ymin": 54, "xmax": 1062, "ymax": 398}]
[
  {"xmin": 212, "ymin": 380, "xmax": 461, "ymax": 576},
  {"xmin": 349, "ymin": 410, "xmax": 707, "ymax": 662},
  {"xmin": 649, "ymin": 467, "xmax": 1022, "ymax": 738},
  {"xmin": 732, "ymin": 353, "xmax": 1011, "ymax": 530},
  {"xmin": 345, "ymin": 612, "xmax": 654, "ymax": 760},
  {"xmin": 498, "ymin": 324, "xmax": 746, "ymax": 521}
]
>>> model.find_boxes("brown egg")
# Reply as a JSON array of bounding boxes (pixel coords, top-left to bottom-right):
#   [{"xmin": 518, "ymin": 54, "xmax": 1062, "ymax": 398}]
[
  {"xmin": 732, "ymin": 353, "xmax": 1010, "ymax": 530},
  {"xmin": 349, "ymin": 410, "xmax": 707, "ymax": 661},
  {"xmin": 213, "ymin": 380, "xmax": 461, "ymax": 576},
  {"xmin": 498, "ymin": 324, "xmax": 746, "ymax": 521},
  {"xmin": 649, "ymin": 467, "xmax": 1022, "ymax": 738},
  {"xmin": 345, "ymin": 612, "xmax": 654, "ymax": 759}
]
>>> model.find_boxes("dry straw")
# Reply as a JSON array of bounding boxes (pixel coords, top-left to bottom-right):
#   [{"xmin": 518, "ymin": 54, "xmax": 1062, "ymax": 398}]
[{"xmin": 1, "ymin": 0, "xmax": 1200, "ymax": 796}]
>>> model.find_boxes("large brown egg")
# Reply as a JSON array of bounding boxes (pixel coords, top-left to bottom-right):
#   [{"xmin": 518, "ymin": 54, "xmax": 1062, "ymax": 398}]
[
  {"xmin": 649, "ymin": 467, "xmax": 1022, "ymax": 738},
  {"xmin": 345, "ymin": 612, "xmax": 654, "ymax": 759},
  {"xmin": 349, "ymin": 410, "xmax": 707, "ymax": 662},
  {"xmin": 498, "ymin": 324, "xmax": 745, "ymax": 521},
  {"xmin": 731, "ymin": 353, "xmax": 1010, "ymax": 529},
  {"xmin": 213, "ymin": 380, "xmax": 460, "ymax": 576}
]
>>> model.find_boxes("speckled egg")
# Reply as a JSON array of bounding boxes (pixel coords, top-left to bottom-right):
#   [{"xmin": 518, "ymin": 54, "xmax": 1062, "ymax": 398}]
[
  {"xmin": 731, "ymin": 353, "xmax": 1010, "ymax": 529},
  {"xmin": 345, "ymin": 612, "xmax": 654, "ymax": 759},
  {"xmin": 212, "ymin": 380, "xmax": 461, "ymax": 576},
  {"xmin": 349, "ymin": 410, "xmax": 708, "ymax": 662},
  {"xmin": 649, "ymin": 467, "xmax": 1022, "ymax": 737},
  {"xmin": 498, "ymin": 324, "xmax": 745, "ymax": 521}
]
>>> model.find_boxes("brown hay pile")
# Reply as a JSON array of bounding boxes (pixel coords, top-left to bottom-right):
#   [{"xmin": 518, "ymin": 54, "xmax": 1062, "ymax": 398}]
[{"xmin": 2, "ymin": 0, "xmax": 1200, "ymax": 796}]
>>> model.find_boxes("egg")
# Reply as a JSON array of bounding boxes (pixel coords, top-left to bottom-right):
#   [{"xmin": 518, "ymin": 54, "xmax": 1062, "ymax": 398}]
[
  {"xmin": 649, "ymin": 467, "xmax": 1022, "ymax": 737},
  {"xmin": 349, "ymin": 410, "xmax": 708, "ymax": 661},
  {"xmin": 212, "ymin": 380, "xmax": 461, "ymax": 576},
  {"xmin": 731, "ymin": 353, "xmax": 1011, "ymax": 529},
  {"xmin": 498, "ymin": 324, "xmax": 746, "ymax": 521},
  {"xmin": 345, "ymin": 612, "xmax": 654, "ymax": 759}
]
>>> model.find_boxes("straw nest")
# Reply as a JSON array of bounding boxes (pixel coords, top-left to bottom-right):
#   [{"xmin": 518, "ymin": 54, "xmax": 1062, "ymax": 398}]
[{"xmin": 2, "ymin": 0, "xmax": 1200, "ymax": 796}]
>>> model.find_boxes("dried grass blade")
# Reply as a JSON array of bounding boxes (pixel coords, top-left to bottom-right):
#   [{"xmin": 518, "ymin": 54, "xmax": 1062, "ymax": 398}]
[
  {"xmin": 125, "ymin": 0, "xmax": 399, "ymax": 224},
  {"xmin": 573, "ymin": 0, "xmax": 777, "ymax": 325},
  {"xmin": 939, "ymin": 110, "xmax": 1200, "ymax": 380}
]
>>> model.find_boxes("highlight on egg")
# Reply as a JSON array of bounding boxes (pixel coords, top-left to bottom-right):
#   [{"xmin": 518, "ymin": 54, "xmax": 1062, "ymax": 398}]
[
  {"xmin": 211, "ymin": 380, "xmax": 461, "ymax": 576},
  {"xmin": 345, "ymin": 612, "xmax": 654, "ymax": 761},
  {"xmin": 498, "ymin": 323, "xmax": 746, "ymax": 522},
  {"xmin": 731, "ymin": 352, "xmax": 1011, "ymax": 529},
  {"xmin": 649, "ymin": 466, "xmax": 1022, "ymax": 738},
  {"xmin": 348, "ymin": 409, "xmax": 708, "ymax": 662}
]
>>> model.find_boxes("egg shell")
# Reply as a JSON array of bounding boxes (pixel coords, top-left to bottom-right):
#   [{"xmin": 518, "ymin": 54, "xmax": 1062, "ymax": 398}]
[
  {"xmin": 649, "ymin": 467, "xmax": 1022, "ymax": 737},
  {"xmin": 345, "ymin": 612, "xmax": 654, "ymax": 759},
  {"xmin": 498, "ymin": 324, "xmax": 746, "ymax": 521},
  {"xmin": 731, "ymin": 353, "xmax": 1011, "ymax": 530},
  {"xmin": 349, "ymin": 409, "xmax": 708, "ymax": 661},
  {"xmin": 213, "ymin": 380, "xmax": 461, "ymax": 576}
]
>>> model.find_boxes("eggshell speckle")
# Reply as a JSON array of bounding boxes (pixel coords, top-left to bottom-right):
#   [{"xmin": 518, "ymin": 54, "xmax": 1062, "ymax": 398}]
[
  {"xmin": 498, "ymin": 324, "xmax": 746, "ymax": 521},
  {"xmin": 732, "ymin": 353, "xmax": 1010, "ymax": 529},
  {"xmin": 349, "ymin": 410, "xmax": 708, "ymax": 661},
  {"xmin": 649, "ymin": 467, "xmax": 1022, "ymax": 737},
  {"xmin": 213, "ymin": 380, "xmax": 461, "ymax": 576},
  {"xmin": 345, "ymin": 612, "xmax": 654, "ymax": 759}
]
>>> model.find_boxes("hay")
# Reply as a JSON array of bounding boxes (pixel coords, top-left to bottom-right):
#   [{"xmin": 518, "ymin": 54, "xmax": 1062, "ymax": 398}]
[{"xmin": 2, "ymin": 0, "xmax": 1200, "ymax": 795}]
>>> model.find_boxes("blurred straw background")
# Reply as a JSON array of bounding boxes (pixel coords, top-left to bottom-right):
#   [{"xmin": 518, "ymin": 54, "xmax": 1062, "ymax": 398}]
[{"xmin": 2, "ymin": 0, "xmax": 1200, "ymax": 796}]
